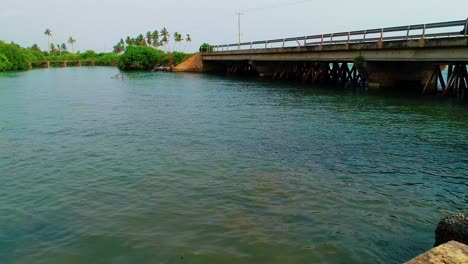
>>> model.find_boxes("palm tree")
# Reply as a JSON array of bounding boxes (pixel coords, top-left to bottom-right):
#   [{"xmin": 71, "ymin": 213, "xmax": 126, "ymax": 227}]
[
  {"xmin": 136, "ymin": 34, "xmax": 146, "ymax": 46},
  {"xmin": 125, "ymin": 36, "xmax": 133, "ymax": 46},
  {"xmin": 152, "ymin": 30, "xmax": 159, "ymax": 49},
  {"xmin": 173, "ymin": 32, "xmax": 183, "ymax": 52},
  {"xmin": 67, "ymin": 37, "xmax": 76, "ymax": 53},
  {"xmin": 113, "ymin": 43, "xmax": 124, "ymax": 54},
  {"xmin": 146, "ymin": 31, "xmax": 153, "ymax": 46},
  {"xmin": 50, "ymin": 43, "xmax": 56, "ymax": 55},
  {"xmin": 56, "ymin": 44, "xmax": 61, "ymax": 55},
  {"xmin": 61, "ymin": 43, "xmax": 67, "ymax": 53},
  {"xmin": 184, "ymin": 34, "xmax": 192, "ymax": 52},
  {"xmin": 160, "ymin": 28, "xmax": 170, "ymax": 52},
  {"xmin": 44, "ymin": 29, "xmax": 52, "ymax": 56}
]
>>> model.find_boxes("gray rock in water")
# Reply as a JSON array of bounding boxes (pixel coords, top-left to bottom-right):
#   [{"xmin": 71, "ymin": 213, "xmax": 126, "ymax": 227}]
[{"xmin": 435, "ymin": 214, "xmax": 468, "ymax": 247}]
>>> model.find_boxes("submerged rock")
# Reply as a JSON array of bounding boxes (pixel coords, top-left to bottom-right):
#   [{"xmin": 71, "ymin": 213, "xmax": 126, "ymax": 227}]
[
  {"xmin": 435, "ymin": 214, "xmax": 468, "ymax": 247},
  {"xmin": 152, "ymin": 66, "xmax": 173, "ymax": 72}
]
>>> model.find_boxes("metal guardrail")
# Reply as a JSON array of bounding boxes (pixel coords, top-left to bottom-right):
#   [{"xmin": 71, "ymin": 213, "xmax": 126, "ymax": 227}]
[{"xmin": 213, "ymin": 19, "xmax": 468, "ymax": 52}]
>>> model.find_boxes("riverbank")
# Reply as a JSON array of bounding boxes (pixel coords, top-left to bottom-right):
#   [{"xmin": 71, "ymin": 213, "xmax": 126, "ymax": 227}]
[{"xmin": 0, "ymin": 40, "xmax": 192, "ymax": 72}]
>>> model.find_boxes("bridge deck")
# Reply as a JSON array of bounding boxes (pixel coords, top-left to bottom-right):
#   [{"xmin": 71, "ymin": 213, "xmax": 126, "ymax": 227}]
[{"xmin": 202, "ymin": 37, "xmax": 468, "ymax": 63}]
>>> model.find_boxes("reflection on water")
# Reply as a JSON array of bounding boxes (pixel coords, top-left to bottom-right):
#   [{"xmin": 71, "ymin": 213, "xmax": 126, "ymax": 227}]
[{"xmin": 0, "ymin": 67, "xmax": 467, "ymax": 264}]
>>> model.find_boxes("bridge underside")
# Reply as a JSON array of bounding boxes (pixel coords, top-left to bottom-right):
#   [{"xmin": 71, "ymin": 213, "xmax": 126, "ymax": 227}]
[{"xmin": 202, "ymin": 38, "xmax": 468, "ymax": 98}]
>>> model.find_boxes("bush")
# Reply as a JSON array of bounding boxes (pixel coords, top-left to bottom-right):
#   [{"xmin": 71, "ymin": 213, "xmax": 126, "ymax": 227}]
[
  {"xmin": 95, "ymin": 53, "xmax": 119, "ymax": 66},
  {"xmin": 353, "ymin": 55, "xmax": 365, "ymax": 68},
  {"xmin": 0, "ymin": 42, "xmax": 30, "ymax": 71},
  {"xmin": 0, "ymin": 53, "xmax": 12, "ymax": 71},
  {"xmin": 118, "ymin": 45, "xmax": 166, "ymax": 71},
  {"xmin": 23, "ymin": 49, "xmax": 45, "ymax": 62},
  {"xmin": 79, "ymin": 50, "xmax": 97, "ymax": 60},
  {"xmin": 199, "ymin": 43, "xmax": 214, "ymax": 53}
]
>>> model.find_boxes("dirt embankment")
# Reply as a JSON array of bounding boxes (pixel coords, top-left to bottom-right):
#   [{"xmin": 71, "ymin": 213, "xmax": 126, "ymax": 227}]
[{"xmin": 173, "ymin": 53, "xmax": 203, "ymax": 73}]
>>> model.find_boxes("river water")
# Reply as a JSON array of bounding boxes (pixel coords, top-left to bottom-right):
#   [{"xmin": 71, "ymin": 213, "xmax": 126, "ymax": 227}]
[{"xmin": 0, "ymin": 67, "xmax": 467, "ymax": 263}]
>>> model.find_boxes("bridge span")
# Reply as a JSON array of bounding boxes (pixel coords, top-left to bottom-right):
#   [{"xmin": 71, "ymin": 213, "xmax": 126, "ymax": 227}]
[
  {"xmin": 200, "ymin": 19, "xmax": 468, "ymax": 99},
  {"xmin": 29, "ymin": 60, "xmax": 96, "ymax": 69}
]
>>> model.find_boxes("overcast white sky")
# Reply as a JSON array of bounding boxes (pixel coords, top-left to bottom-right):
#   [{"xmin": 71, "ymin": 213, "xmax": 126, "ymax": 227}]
[{"xmin": 1, "ymin": 0, "xmax": 467, "ymax": 53}]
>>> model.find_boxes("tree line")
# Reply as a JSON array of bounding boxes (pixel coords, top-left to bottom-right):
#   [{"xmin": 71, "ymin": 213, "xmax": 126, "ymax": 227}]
[
  {"xmin": 113, "ymin": 29, "xmax": 192, "ymax": 54},
  {"xmin": 43, "ymin": 29, "xmax": 77, "ymax": 56}
]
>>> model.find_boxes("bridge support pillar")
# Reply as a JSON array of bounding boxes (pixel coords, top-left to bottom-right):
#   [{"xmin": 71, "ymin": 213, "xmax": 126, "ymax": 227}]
[
  {"xmin": 77, "ymin": 60, "xmax": 82, "ymax": 67},
  {"xmin": 43, "ymin": 61, "xmax": 50, "ymax": 68},
  {"xmin": 60, "ymin": 61, "xmax": 67, "ymax": 67},
  {"xmin": 364, "ymin": 61, "xmax": 434, "ymax": 92},
  {"xmin": 251, "ymin": 61, "xmax": 277, "ymax": 78}
]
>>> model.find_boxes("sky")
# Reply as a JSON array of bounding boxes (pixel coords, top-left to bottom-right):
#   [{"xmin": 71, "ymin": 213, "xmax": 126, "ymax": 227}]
[{"xmin": 1, "ymin": 0, "xmax": 467, "ymax": 53}]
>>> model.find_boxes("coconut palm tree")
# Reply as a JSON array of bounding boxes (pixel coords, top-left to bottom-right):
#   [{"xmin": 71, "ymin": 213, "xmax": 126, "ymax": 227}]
[
  {"xmin": 184, "ymin": 34, "xmax": 192, "ymax": 52},
  {"xmin": 160, "ymin": 28, "xmax": 170, "ymax": 52},
  {"xmin": 44, "ymin": 29, "xmax": 52, "ymax": 56},
  {"xmin": 61, "ymin": 43, "xmax": 67, "ymax": 53},
  {"xmin": 135, "ymin": 34, "xmax": 146, "ymax": 46},
  {"xmin": 146, "ymin": 31, "xmax": 153, "ymax": 46},
  {"xmin": 125, "ymin": 36, "xmax": 133, "ymax": 46},
  {"xmin": 113, "ymin": 43, "xmax": 124, "ymax": 54},
  {"xmin": 173, "ymin": 32, "xmax": 183, "ymax": 52},
  {"xmin": 50, "ymin": 43, "xmax": 56, "ymax": 56},
  {"xmin": 152, "ymin": 30, "xmax": 159, "ymax": 49},
  {"xmin": 56, "ymin": 44, "xmax": 61, "ymax": 55},
  {"xmin": 67, "ymin": 37, "xmax": 76, "ymax": 53}
]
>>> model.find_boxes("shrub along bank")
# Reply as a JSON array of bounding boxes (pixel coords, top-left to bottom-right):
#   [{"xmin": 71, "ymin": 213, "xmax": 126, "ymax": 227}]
[
  {"xmin": 0, "ymin": 40, "xmax": 192, "ymax": 72},
  {"xmin": 117, "ymin": 45, "xmax": 191, "ymax": 71}
]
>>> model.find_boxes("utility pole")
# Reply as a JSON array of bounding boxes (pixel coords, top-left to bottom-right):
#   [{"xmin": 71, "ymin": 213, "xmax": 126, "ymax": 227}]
[{"xmin": 235, "ymin": 11, "xmax": 244, "ymax": 49}]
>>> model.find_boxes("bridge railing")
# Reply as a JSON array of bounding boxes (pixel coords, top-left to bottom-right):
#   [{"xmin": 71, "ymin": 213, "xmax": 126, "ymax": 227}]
[{"xmin": 213, "ymin": 19, "xmax": 468, "ymax": 52}]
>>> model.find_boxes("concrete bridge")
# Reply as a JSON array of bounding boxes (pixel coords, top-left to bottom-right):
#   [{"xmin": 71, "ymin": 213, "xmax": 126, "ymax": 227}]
[
  {"xmin": 29, "ymin": 60, "xmax": 96, "ymax": 69},
  {"xmin": 201, "ymin": 19, "xmax": 468, "ymax": 99}
]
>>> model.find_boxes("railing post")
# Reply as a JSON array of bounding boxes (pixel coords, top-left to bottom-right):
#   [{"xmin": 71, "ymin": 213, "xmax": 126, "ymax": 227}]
[
  {"xmin": 282, "ymin": 38, "xmax": 285, "ymax": 48},
  {"xmin": 363, "ymin": 30, "xmax": 366, "ymax": 42},
  {"xmin": 465, "ymin": 18, "xmax": 468, "ymax": 37},
  {"xmin": 265, "ymin": 40, "xmax": 268, "ymax": 49},
  {"xmin": 378, "ymin": 28, "xmax": 384, "ymax": 48},
  {"xmin": 406, "ymin": 26, "xmax": 411, "ymax": 40},
  {"xmin": 304, "ymin": 36, "xmax": 307, "ymax": 46},
  {"xmin": 250, "ymin": 42, "xmax": 253, "ymax": 50},
  {"xmin": 422, "ymin": 24, "xmax": 426, "ymax": 39},
  {"xmin": 330, "ymin": 33, "xmax": 334, "ymax": 44},
  {"xmin": 320, "ymin": 34, "xmax": 324, "ymax": 46},
  {"xmin": 347, "ymin": 32, "xmax": 350, "ymax": 44}
]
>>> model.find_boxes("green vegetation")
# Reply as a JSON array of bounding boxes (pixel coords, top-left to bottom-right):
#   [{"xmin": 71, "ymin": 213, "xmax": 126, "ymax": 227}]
[
  {"xmin": 172, "ymin": 52, "xmax": 192, "ymax": 66},
  {"xmin": 353, "ymin": 55, "xmax": 365, "ymax": 68},
  {"xmin": 199, "ymin": 43, "xmax": 214, "ymax": 53},
  {"xmin": 0, "ymin": 27, "xmax": 194, "ymax": 72},
  {"xmin": 114, "ymin": 28, "xmax": 192, "ymax": 54},
  {"xmin": 118, "ymin": 46, "xmax": 168, "ymax": 71},
  {"xmin": 0, "ymin": 41, "xmax": 45, "ymax": 71}
]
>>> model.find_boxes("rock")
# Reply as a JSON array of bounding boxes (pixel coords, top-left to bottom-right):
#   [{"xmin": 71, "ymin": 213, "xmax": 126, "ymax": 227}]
[
  {"xmin": 435, "ymin": 214, "xmax": 468, "ymax": 247},
  {"xmin": 152, "ymin": 66, "xmax": 173, "ymax": 72},
  {"xmin": 406, "ymin": 241, "xmax": 468, "ymax": 264}
]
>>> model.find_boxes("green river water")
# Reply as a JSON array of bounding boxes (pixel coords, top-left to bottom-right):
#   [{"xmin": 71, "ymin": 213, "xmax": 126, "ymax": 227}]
[{"xmin": 0, "ymin": 67, "xmax": 467, "ymax": 263}]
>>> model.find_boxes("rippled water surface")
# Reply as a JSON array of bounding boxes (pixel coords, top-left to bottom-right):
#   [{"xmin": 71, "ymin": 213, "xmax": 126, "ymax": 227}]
[{"xmin": 0, "ymin": 67, "xmax": 467, "ymax": 263}]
